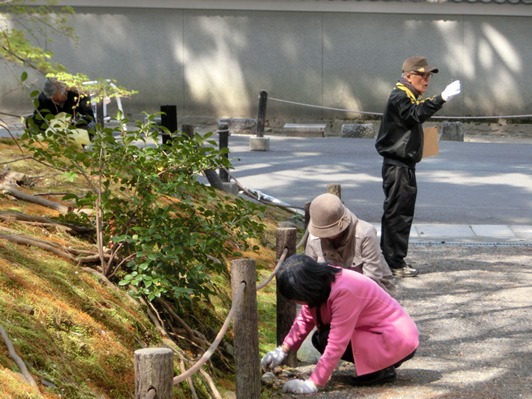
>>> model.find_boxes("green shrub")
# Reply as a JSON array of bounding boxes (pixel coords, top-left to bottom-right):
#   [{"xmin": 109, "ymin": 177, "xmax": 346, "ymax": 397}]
[{"xmin": 23, "ymin": 111, "xmax": 265, "ymax": 304}]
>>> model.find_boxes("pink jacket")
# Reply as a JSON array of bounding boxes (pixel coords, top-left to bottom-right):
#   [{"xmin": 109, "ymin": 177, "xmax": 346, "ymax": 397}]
[{"xmin": 282, "ymin": 269, "xmax": 419, "ymax": 387}]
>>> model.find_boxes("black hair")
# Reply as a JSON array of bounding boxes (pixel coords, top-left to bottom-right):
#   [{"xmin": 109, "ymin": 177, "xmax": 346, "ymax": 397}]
[{"xmin": 276, "ymin": 254, "xmax": 341, "ymax": 308}]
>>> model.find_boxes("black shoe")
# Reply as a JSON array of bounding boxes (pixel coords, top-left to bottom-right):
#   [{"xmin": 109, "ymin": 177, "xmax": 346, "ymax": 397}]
[
  {"xmin": 392, "ymin": 265, "xmax": 419, "ymax": 278},
  {"xmin": 349, "ymin": 366, "xmax": 396, "ymax": 386}
]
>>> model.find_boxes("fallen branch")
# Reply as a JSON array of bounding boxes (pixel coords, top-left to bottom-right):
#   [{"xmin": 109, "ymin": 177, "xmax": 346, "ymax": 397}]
[
  {"xmin": 0, "ymin": 211, "xmax": 94, "ymax": 235},
  {"xmin": 0, "ymin": 156, "xmax": 33, "ymax": 166},
  {"xmin": 156, "ymin": 299, "xmax": 197, "ymax": 341},
  {"xmin": 0, "ymin": 324, "xmax": 39, "ymax": 390},
  {"xmin": 0, "ymin": 226, "xmax": 101, "ymax": 264},
  {"xmin": 199, "ymin": 368, "xmax": 223, "ymax": 399},
  {"xmin": 179, "ymin": 359, "xmax": 199, "ymax": 399},
  {"xmin": 0, "ymin": 228, "xmax": 76, "ymax": 261},
  {"xmin": 0, "ymin": 183, "xmax": 70, "ymax": 214}
]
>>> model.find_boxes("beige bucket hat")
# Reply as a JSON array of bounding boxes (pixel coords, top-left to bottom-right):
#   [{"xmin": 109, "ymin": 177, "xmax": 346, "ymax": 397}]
[{"xmin": 308, "ymin": 193, "xmax": 351, "ymax": 238}]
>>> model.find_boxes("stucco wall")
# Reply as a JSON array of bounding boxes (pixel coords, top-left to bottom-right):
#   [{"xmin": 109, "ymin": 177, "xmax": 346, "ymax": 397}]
[{"xmin": 2, "ymin": 6, "xmax": 531, "ymax": 125}]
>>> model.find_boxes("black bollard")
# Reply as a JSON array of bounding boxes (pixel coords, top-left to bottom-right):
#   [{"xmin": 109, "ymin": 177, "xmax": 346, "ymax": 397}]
[
  {"xmin": 160, "ymin": 105, "xmax": 177, "ymax": 145},
  {"xmin": 255, "ymin": 90, "xmax": 268, "ymax": 138}
]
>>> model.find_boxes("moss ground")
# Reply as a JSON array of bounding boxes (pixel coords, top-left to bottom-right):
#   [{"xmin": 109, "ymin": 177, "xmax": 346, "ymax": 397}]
[{"xmin": 0, "ymin": 138, "xmax": 300, "ymax": 398}]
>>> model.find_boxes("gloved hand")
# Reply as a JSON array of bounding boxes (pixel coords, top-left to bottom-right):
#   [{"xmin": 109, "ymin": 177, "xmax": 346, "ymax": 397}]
[
  {"xmin": 282, "ymin": 379, "xmax": 318, "ymax": 394},
  {"xmin": 441, "ymin": 80, "xmax": 461, "ymax": 102},
  {"xmin": 260, "ymin": 346, "xmax": 288, "ymax": 369}
]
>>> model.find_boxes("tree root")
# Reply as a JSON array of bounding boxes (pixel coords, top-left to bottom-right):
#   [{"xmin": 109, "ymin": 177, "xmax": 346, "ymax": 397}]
[
  {"xmin": 0, "ymin": 210, "xmax": 94, "ymax": 235},
  {"xmin": 0, "ymin": 226, "xmax": 103, "ymax": 264},
  {"xmin": 0, "ymin": 324, "xmax": 39, "ymax": 390}
]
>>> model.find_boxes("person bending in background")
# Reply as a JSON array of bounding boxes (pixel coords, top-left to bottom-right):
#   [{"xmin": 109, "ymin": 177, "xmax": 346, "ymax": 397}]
[
  {"xmin": 27, "ymin": 78, "xmax": 95, "ymax": 139},
  {"xmin": 305, "ymin": 193, "xmax": 396, "ymax": 296},
  {"xmin": 261, "ymin": 254, "xmax": 419, "ymax": 394},
  {"xmin": 376, "ymin": 56, "xmax": 461, "ymax": 278}
]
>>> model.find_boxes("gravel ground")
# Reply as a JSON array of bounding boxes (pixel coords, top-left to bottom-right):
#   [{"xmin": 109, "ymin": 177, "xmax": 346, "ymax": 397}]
[{"xmin": 266, "ymin": 243, "xmax": 532, "ymax": 399}]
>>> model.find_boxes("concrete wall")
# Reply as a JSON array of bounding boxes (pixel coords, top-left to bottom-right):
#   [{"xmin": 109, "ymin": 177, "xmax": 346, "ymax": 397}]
[{"xmin": 2, "ymin": 5, "xmax": 531, "ymax": 126}]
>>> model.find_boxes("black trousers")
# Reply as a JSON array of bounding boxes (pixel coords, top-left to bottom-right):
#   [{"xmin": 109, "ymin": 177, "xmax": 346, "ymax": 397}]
[
  {"xmin": 381, "ymin": 162, "xmax": 417, "ymax": 268},
  {"xmin": 312, "ymin": 327, "xmax": 354, "ymax": 363},
  {"xmin": 312, "ymin": 327, "xmax": 416, "ymax": 370}
]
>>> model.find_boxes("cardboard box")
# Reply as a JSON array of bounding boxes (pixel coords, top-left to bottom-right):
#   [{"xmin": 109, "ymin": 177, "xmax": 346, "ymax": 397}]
[{"xmin": 423, "ymin": 127, "xmax": 439, "ymax": 158}]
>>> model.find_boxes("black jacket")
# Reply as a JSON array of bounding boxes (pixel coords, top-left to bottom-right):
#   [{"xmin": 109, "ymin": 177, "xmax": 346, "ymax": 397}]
[
  {"xmin": 29, "ymin": 90, "xmax": 95, "ymax": 131},
  {"xmin": 376, "ymin": 82, "xmax": 445, "ymax": 167}
]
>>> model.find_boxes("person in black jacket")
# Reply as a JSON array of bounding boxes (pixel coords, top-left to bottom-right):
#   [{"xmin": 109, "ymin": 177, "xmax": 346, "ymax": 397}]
[
  {"xmin": 375, "ymin": 56, "xmax": 461, "ymax": 277},
  {"xmin": 27, "ymin": 78, "xmax": 95, "ymax": 139}
]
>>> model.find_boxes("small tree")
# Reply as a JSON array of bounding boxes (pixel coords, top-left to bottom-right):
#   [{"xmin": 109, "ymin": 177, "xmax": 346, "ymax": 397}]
[
  {"xmin": 22, "ymin": 110, "xmax": 265, "ymax": 304},
  {"xmin": 0, "ymin": 0, "xmax": 75, "ymax": 74}
]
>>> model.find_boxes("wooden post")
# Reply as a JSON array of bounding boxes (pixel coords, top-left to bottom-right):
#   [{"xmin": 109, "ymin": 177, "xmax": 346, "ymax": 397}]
[
  {"xmin": 231, "ymin": 259, "xmax": 261, "ymax": 399},
  {"xmin": 304, "ymin": 201, "xmax": 311, "ymax": 230},
  {"xmin": 327, "ymin": 184, "xmax": 341, "ymax": 199},
  {"xmin": 275, "ymin": 227, "xmax": 298, "ymax": 367},
  {"xmin": 96, "ymin": 101, "xmax": 104, "ymax": 127},
  {"xmin": 256, "ymin": 90, "xmax": 268, "ymax": 138},
  {"xmin": 181, "ymin": 123, "xmax": 194, "ymax": 140},
  {"xmin": 134, "ymin": 348, "xmax": 173, "ymax": 399},
  {"xmin": 218, "ymin": 123, "xmax": 230, "ymax": 182}
]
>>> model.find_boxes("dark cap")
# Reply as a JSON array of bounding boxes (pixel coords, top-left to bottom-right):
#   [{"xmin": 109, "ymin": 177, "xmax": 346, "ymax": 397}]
[{"xmin": 402, "ymin": 56, "xmax": 439, "ymax": 74}]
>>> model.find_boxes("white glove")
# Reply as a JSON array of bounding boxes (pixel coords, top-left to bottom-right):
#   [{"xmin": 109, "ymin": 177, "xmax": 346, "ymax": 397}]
[
  {"xmin": 260, "ymin": 346, "xmax": 288, "ymax": 369},
  {"xmin": 282, "ymin": 379, "xmax": 318, "ymax": 394},
  {"xmin": 441, "ymin": 80, "xmax": 461, "ymax": 102}
]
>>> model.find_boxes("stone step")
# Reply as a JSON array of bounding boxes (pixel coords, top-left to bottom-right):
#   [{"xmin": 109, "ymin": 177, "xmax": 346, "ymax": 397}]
[{"xmin": 277, "ymin": 123, "xmax": 326, "ymax": 137}]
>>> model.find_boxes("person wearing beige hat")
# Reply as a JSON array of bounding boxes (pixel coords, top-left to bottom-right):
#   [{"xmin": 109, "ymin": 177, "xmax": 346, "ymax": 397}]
[
  {"xmin": 375, "ymin": 56, "xmax": 461, "ymax": 277},
  {"xmin": 305, "ymin": 193, "xmax": 396, "ymax": 296}
]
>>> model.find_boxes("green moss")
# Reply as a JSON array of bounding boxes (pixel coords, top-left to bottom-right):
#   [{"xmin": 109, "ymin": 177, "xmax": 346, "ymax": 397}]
[{"xmin": 0, "ymin": 139, "xmax": 296, "ymax": 397}]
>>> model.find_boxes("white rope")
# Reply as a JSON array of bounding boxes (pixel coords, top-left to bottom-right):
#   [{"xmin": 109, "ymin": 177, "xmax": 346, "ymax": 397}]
[
  {"xmin": 268, "ymin": 96, "xmax": 532, "ymax": 120},
  {"xmin": 269, "ymin": 96, "xmax": 381, "ymax": 116},
  {"xmin": 256, "ymin": 247, "xmax": 288, "ymax": 291},
  {"xmin": 172, "ymin": 248, "xmax": 289, "ymax": 385},
  {"xmin": 173, "ymin": 281, "xmax": 246, "ymax": 384}
]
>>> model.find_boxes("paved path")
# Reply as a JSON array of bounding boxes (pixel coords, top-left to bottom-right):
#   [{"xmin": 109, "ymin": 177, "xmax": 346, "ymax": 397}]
[
  {"xmin": 387, "ymin": 223, "xmax": 532, "ymax": 244},
  {"xmin": 4, "ymin": 119, "xmax": 532, "ymax": 244},
  {"xmin": 223, "ymin": 134, "xmax": 532, "ymax": 244}
]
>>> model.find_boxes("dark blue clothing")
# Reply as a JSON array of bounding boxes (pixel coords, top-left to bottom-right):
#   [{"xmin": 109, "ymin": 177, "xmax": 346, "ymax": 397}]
[
  {"xmin": 28, "ymin": 90, "xmax": 94, "ymax": 133},
  {"xmin": 376, "ymin": 81, "xmax": 445, "ymax": 268}
]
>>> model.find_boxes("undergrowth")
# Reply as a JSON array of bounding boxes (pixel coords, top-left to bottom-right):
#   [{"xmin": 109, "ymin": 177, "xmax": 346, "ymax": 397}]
[{"xmin": 0, "ymin": 137, "xmax": 299, "ymax": 398}]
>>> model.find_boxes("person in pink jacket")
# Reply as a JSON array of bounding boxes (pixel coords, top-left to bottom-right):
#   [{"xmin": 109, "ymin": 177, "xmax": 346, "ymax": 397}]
[{"xmin": 261, "ymin": 254, "xmax": 419, "ymax": 394}]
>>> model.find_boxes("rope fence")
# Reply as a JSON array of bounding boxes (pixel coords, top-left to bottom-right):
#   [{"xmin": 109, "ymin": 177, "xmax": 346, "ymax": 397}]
[
  {"xmin": 172, "ymin": 281, "xmax": 246, "ymax": 384},
  {"xmin": 172, "ymin": 247, "xmax": 288, "ymax": 385},
  {"xmin": 268, "ymin": 95, "xmax": 532, "ymax": 120},
  {"xmin": 256, "ymin": 247, "xmax": 288, "ymax": 291},
  {"xmin": 136, "ymin": 244, "xmax": 293, "ymax": 398}
]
